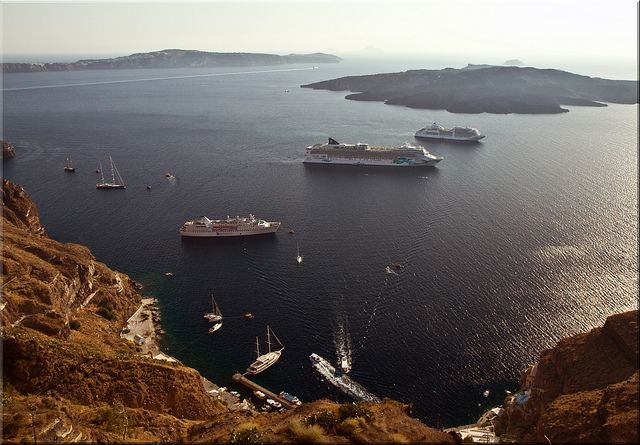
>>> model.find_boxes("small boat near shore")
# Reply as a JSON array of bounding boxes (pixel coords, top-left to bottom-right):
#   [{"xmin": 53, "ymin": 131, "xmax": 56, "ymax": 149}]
[{"xmin": 279, "ymin": 391, "xmax": 302, "ymax": 406}]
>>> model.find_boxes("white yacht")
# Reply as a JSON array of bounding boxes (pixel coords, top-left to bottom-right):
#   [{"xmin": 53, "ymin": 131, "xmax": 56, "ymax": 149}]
[
  {"xmin": 180, "ymin": 214, "xmax": 280, "ymax": 237},
  {"xmin": 415, "ymin": 122, "xmax": 485, "ymax": 141},
  {"xmin": 246, "ymin": 325, "xmax": 284, "ymax": 375},
  {"xmin": 305, "ymin": 138, "xmax": 442, "ymax": 167}
]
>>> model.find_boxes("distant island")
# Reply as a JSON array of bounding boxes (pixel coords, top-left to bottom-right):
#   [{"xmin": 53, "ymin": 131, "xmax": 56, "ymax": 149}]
[
  {"xmin": 1, "ymin": 49, "xmax": 342, "ymax": 73},
  {"xmin": 503, "ymin": 59, "xmax": 524, "ymax": 66},
  {"xmin": 301, "ymin": 65, "xmax": 638, "ymax": 114}
]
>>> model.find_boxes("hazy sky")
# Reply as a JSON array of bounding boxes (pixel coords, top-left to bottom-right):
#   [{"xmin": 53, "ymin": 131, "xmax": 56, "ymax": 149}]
[{"xmin": 1, "ymin": 0, "xmax": 637, "ymax": 64}]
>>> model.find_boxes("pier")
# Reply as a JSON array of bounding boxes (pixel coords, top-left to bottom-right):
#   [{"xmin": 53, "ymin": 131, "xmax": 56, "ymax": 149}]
[{"xmin": 232, "ymin": 373, "xmax": 298, "ymax": 410}]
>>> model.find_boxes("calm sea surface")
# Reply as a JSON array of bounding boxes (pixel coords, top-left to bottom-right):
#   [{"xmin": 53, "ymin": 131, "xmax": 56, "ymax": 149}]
[{"xmin": 2, "ymin": 59, "xmax": 637, "ymax": 426}]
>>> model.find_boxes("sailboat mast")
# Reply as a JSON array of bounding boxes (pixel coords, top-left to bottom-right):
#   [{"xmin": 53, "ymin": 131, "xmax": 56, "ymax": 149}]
[
  {"xmin": 255, "ymin": 336, "xmax": 260, "ymax": 358},
  {"xmin": 266, "ymin": 325, "xmax": 272, "ymax": 353},
  {"xmin": 109, "ymin": 156, "xmax": 116, "ymax": 184},
  {"xmin": 113, "ymin": 159, "xmax": 124, "ymax": 186},
  {"xmin": 271, "ymin": 328, "xmax": 284, "ymax": 351},
  {"xmin": 99, "ymin": 162, "xmax": 105, "ymax": 183}
]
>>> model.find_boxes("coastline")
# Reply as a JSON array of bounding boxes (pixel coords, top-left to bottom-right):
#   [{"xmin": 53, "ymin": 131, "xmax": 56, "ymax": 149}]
[{"xmin": 120, "ymin": 297, "xmax": 255, "ymax": 413}]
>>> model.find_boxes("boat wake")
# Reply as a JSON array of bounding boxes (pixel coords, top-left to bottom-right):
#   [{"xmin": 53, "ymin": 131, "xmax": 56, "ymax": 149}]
[
  {"xmin": 310, "ymin": 353, "xmax": 380, "ymax": 402},
  {"xmin": 333, "ymin": 316, "xmax": 352, "ymax": 373}
]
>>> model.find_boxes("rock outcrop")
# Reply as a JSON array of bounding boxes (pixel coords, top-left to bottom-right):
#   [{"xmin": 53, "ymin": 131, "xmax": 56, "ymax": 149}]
[
  {"xmin": 2, "ymin": 140, "xmax": 16, "ymax": 160},
  {"xmin": 1, "ymin": 49, "xmax": 341, "ymax": 73},
  {"xmin": 498, "ymin": 310, "xmax": 639, "ymax": 443},
  {"xmin": 302, "ymin": 65, "xmax": 638, "ymax": 114}
]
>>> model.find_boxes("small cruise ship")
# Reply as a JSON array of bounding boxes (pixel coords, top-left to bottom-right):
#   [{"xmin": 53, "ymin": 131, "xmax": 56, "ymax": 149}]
[
  {"xmin": 305, "ymin": 138, "xmax": 442, "ymax": 167},
  {"xmin": 414, "ymin": 122, "xmax": 485, "ymax": 141},
  {"xmin": 180, "ymin": 214, "xmax": 281, "ymax": 237}
]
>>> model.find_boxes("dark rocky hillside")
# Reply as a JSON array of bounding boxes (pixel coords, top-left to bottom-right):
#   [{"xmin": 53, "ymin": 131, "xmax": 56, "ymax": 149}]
[{"xmin": 302, "ymin": 65, "xmax": 638, "ymax": 114}]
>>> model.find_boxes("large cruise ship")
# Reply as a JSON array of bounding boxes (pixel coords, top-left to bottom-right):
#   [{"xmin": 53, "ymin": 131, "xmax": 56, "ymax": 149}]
[
  {"xmin": 414, "ymin": 122, "xmax": 485, "ymax": 141},
  {"xmin": 304, "ymin": 138, "xmax": 442, "ymax": 167},
  {"xmin": 179, "ymin": 214, "xmax": 280, "ymax": 237}
]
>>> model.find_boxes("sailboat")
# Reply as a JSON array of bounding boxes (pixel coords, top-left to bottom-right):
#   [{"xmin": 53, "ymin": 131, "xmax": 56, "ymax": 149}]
[
  {"xmin": 96, "ymin": 155, "xmax": 125, "ymax": 189},
  {"xmin": 64, "ymin": 156, "xmax": 76, "ymax": 172},
  {"xmin": 296, "ymin": 242, "xmax": 303, "ymax": 264},
  {"xmin": 204, "ymin": 296, "xmax": 223, "ymax": 333},
  {"xmin": 204, "ymin": 295, "xmax": 223, "ymax": 322},
  {"xmin": 245, "ymin": 325, "xmax": 283, "ymax": 375}
]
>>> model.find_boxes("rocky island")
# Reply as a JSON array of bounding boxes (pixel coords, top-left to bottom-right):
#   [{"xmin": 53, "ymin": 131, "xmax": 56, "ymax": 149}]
[
  {"xmin": 301, "ymin": 65, "xmax": 638, "ymax": 114},
  {"xmin": 2, "ymin": 140, "xmax": 16, "ymax": 160},
  {"xmin": 2, "ymin": 177, "xmax": 637, "ymax": 443},
  {"xmin": 1, "ymin": 49, "xmax": 342, "ymax": 73}
]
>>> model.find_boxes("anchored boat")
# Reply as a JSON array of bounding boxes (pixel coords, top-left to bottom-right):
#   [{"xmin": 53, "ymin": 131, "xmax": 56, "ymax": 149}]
[
  {"xmin": 246, "ymin": 325, "xmax": 284, "ymax": 375},
  {"xmin": 304, "ymin": 138, "xmax": 442, "ymax": 167},
  {"xmin": 96, "ymin": 155, "xmax": 126, "ymax": 189},
  {"xmin": 180, "ymin": 214, "xmax": 280, "ymax": 237},
  {"xmin": 64, "ymin": 156, "xmax": 76, "ymax": 172},
  {"xmin": 414, "ymin": 122, "xmax": 485, "ymax": 141}
]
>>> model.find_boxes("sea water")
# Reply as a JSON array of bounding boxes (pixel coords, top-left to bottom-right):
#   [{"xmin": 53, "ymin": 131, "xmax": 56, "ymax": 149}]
[{"xmin": 2, "ymin": 58, "xmax": 637, "ymax": 426}]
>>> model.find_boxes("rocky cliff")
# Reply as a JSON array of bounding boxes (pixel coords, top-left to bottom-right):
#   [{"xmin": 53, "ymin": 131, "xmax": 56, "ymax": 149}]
[
  {"xmin": 1, "ymin": 178, "xmax": 451, "ymax": 443},
  {"xmin": 302, "ymin": 65, "xmax": 638, "ymax": 114},
  {"xmin": 497, "ymin": 310, "xmax": 639, "ymax": 443},
  {"xmin": 1, "ymin": 49, "xmax": 341, "ymax": 73},
  {"xmin": 2, "ymin": 140, "xmax": 16, "ymax": 160}
]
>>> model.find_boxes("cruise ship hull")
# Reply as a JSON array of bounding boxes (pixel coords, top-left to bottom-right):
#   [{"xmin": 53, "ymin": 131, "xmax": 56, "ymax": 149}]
[
  {"xmin": 303, "ymin": 157, "xmax": 440, "ymax": 167},
  {"xmin": 180, "ymin": 224, "xmax": 280, "ymax": 238},
  {"xmin": 414, "ymin": 133, "xmax": 485, "ymax": 142}
]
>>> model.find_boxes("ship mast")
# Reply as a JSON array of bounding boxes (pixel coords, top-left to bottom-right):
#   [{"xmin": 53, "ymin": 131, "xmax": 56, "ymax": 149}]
[
  {"xmin": 110, "ymin": 156, "xmax": 116, "ymax": 184},
  {"xmin": 99, "ymin": 162, "xmax": 105, "ymax": 183},
  {"xmin": 266, "ymin": 325, "xmax": 272, "ymax": 353},
  {"xmin": 255, "ymin": 336, "xmax": 260, "ymax": 358},
  {"xmin": 271, "ymin": 327, "xmax": 284, "ymax": 351}
]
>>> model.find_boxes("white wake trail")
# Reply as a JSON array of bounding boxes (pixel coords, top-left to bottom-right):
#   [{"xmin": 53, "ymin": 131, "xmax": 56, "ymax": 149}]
[
  {"xmin": 333, "ymin": 315, "xmax": 353, "ymax": 372},
  {"xmin": 2, "ymin": 66, "xmax": 314, "ymax": 92},
  {"xmin": 310, "ymin": 354, "xmax": 380, "ymax": 402}
]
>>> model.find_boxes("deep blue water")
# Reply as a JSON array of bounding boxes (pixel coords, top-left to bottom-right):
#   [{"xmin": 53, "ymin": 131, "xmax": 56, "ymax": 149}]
[{"xmin": 2, "ymin": 59, "xmax": 637, "ymax": 427}]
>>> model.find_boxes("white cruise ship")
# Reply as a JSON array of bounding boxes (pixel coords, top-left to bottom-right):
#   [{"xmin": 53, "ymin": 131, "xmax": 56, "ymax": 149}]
[
  {"xmin": 304, "ymin": 138, "xmax": 442, "ymax": 167},
  {"xmin": 414, "ymin": 122, "xmax": 485, "ymax": 141},
  {"xmin": 180, "ymin": 214, "xmax": 280, "ymax": 237}
]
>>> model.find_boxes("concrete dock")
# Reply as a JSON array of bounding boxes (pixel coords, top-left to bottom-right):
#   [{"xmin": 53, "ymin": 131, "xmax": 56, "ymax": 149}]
[{"xmin": 232, "ymin": 372, "xmax": 298, "ymax": 410}]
